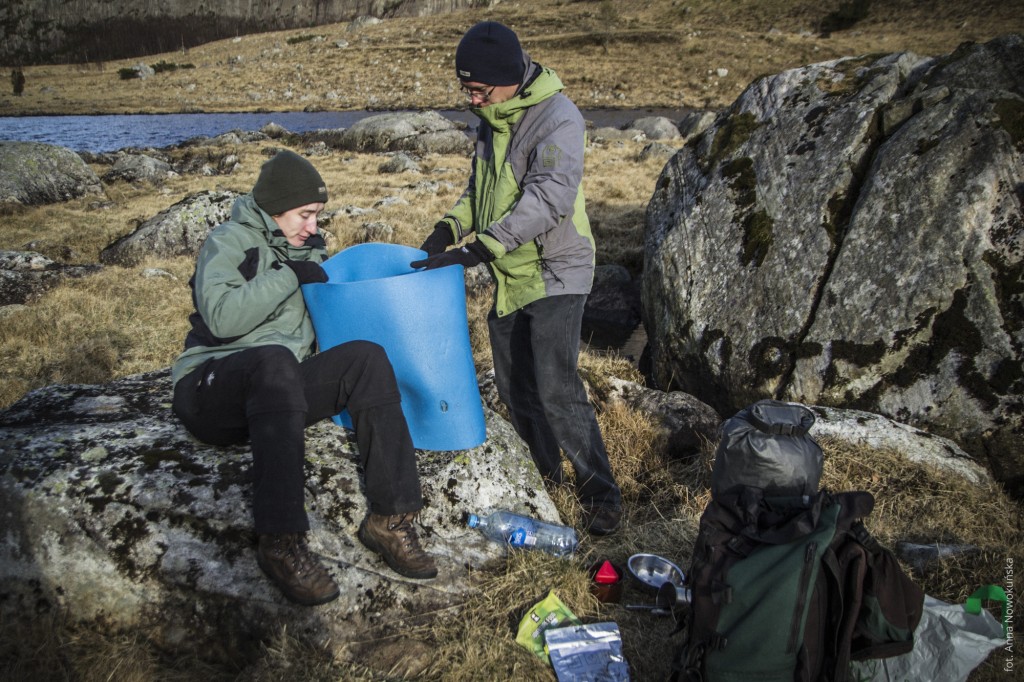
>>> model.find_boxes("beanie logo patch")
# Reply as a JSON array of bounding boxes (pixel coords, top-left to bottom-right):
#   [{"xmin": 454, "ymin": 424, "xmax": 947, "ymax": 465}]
[
  {"xmin": 318, "ymin": 186, "xmax": 327, "ymax": 196},
  {"xmin": 458, "ymin": 69, "xmax": 472, "ymax": 78},
  {"xmin": 542, "ymin": 144, "xmax": 563, "ymax": 168}
]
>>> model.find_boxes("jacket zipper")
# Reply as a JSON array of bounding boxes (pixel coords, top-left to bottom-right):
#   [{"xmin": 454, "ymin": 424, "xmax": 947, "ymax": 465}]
[{"xmin": 788, "ymin": 541, "xmax": 817, "ymax": 653}]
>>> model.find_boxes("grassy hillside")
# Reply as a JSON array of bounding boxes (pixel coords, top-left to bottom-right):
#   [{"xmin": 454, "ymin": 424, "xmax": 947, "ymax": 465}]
[{"xmin": 0, "ymin": 0, "xmax": 1021, "ymax": 115}]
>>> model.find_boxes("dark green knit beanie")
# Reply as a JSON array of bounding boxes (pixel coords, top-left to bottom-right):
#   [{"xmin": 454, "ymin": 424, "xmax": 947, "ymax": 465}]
[{"xmin": 252, "ymin": 150, "xmax": 328, "ymax": 215}]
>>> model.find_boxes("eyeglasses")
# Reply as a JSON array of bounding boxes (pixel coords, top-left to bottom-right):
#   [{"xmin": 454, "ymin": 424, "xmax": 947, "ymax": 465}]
[{"xmin": 460, "ymin": 83, "xmax": 496, "ymax": 102}]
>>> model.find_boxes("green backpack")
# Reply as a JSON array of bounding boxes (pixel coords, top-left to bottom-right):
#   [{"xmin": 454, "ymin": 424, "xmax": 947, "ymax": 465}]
[{"xmin": 672, "ymin": 401, "xmax": 924, "ymax": 682}]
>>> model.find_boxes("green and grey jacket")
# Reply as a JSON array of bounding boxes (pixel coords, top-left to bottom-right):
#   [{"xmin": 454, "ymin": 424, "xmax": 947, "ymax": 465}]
[
  {"xmin": 171, "ymin": 194, "xmax": 327, "ymax": 386},
  {"xmin": 442, "ymin": 58, "xmax": 595, "ymax": 317}
]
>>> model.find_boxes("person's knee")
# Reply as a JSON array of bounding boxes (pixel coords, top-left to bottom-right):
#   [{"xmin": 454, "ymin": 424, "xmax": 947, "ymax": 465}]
[
  {"xmin": 347, "ymin": 339, "xmax": 389, "ymax": 363},
  {"xmin": 338, "ymin": 341, "xmax": 402, "ymax": 410},
  {"xmin": 536, "ymin": 374, "xmax": 578, "ymax": 408},
  {"xmin": 245, "ymin": 345, "xmax": 306, "ymax": 413}
]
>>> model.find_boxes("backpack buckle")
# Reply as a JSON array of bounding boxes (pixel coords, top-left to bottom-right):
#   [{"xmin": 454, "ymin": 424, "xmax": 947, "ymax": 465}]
[
  {"xmin": 771, "ymin": 422, "xmax": 797, "ymax": 436},
  {"xmin": 852, "ymin": 521, "xmax": 881, "ymax": 552}
]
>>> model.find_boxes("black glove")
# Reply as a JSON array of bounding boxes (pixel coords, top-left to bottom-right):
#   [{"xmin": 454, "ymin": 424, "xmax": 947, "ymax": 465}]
[
  {"xmin": 304, "ymin": 233, "xmax": 326, "ymax": 249},
  {"xmin": 279, "ymin": 259, "xmax": 328, "ymax": 284},
  {"xmin": 410, "ymin": 241, "xmax": 493, "ymax": 270},
  {"xmin": 418, "ymin": 221, "xmax": 455, "ymax": 256}
]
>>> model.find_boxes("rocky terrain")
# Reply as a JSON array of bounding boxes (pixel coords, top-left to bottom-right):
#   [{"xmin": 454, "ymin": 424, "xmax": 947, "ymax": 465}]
[{"xmin": 0, "ymin": 3, "xmax": 1021, "ymax": 678}]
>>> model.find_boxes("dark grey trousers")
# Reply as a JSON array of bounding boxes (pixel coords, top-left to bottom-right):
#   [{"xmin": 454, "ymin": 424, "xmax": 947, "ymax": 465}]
[{"xmin": 488, "ymin": 294, "xmax": 622, "ymax": 510}]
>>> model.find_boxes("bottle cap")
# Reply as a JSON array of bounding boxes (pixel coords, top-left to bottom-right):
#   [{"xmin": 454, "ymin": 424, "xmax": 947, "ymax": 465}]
[
  {"xmin": 467, "ymin": 514, "xmax": 479, "ymax": 528},
  {"xmin": 588, "ymin": 560, "xmax": 625, "ymax": 603},
  {"xmin": 594, "ymin": 560, "xmax": 620, "ymax": 585}
]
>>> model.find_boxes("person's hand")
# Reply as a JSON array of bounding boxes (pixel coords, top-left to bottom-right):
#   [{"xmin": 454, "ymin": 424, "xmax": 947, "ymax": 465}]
[
  {"xmin": 304, "ymin": 233, "xmax": 326, "ymax": 249},
  {"xmin": 280, "ymin": 259, "xmax": 329, "ymax": 284},
  {"xmin": 410, "ymin": 241, "xmax": 493, "ymax": 270},
  {"xmin": 418, "ymin": 221, "xmax": 455, "ymax": 256}
]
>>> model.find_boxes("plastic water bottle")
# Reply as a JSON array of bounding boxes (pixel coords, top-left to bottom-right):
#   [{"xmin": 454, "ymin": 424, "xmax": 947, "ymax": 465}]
[{"xmin": 467, "ymin": 510, "xmax": 579, "ymax": 558}]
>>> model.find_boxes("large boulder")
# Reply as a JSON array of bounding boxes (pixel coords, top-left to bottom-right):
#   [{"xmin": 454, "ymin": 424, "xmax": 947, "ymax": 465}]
[
  {"xmin": 0, "ymin": 250, "xmax": 101, "ymax": 305},
  {"xmin": 336, "ymin": 111, "xmax": 472, "ymax": 155},
  {"xmin": 643, "ymin": 35, "xmax": 1024, "ymax": 493},
  {"xmin": 0, "ymin": 141, "xmax": 104, "ymax": 205},
  {"xmin": 99, "ymin": 190, "xmax": 239, "ymax": 266},
  {"xmin": 0, "ymin": 368, "xmax": 560, "ymax": 666}
]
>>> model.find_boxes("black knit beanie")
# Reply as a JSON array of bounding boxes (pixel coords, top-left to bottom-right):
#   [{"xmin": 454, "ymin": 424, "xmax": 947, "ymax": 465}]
[
  {"xmin": 455, "ymin": 21, "xmax": 524, "ymax": 86},
  {"xmin": 252, "ymin": 150, "xmax": 328, "ymax": 215}
]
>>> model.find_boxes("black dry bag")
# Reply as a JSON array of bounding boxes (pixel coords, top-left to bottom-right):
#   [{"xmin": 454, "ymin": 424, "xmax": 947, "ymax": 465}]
[{"xmin": 711, "ymin": 399, "xmax": 823, "ymax": 500}]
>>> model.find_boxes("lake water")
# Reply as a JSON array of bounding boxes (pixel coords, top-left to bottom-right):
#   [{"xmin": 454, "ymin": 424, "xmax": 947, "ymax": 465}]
[{"xmin": 0, "ymin": 108, "xmax": 686, "ymax": 153}]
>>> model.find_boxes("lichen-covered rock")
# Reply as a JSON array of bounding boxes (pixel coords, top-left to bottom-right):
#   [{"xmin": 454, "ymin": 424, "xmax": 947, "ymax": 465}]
[
  {"xmin": 99, "ymin": 190, "xmax": 239, "ymax": 266},
  {"xmin": 378, "ymin": 151, "xmax": 421, "ymax": 174},
  {"xmin": 0, "ymin": 368, "xmax": 560, "ymax": 663},
  {"xmin": 628, "ymin": 116, "xmax": 682, "ymax": 140},
  {"xmin": 0, "ymin": 249, "xmax": 101, "ymax": 305},
  {"xmin": 602, "ymin": 377, "xmax": 721, "ymax": 458},
  {"xmin": 336, "ymin": 112, "xmax": 471, "ymax": 155},
  {"xmin": 677, "ymin": 109, "xmax": 718, "ymax": 140},
  {"xmin": 643, "ymin": 35, "xmax": 1024, "ymax": 493},
  {"xmin": 0, "ymin": 141, "xmax": 104, "ymax": 205},
  {"xmin": 103, "ymin": 153, "xmax": 176, "ymax": 184},
  {"xmin": 809, "ymin": 405, "xmax": 992, "ymax": 485}
]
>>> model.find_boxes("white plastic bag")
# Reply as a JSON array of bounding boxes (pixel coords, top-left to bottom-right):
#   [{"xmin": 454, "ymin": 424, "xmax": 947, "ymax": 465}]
[{"xmin": 851, "ymin": 593, "xmax": 1005, "ymax": 682}]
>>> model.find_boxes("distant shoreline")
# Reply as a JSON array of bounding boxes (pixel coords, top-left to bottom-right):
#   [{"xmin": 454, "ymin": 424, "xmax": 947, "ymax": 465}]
[{"xmin": 0, "ymin": 107, "xmax": 694, "ymax": 153}]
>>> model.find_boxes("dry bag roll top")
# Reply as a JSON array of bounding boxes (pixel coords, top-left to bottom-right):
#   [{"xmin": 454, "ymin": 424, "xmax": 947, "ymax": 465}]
[{"xmin": 711, "ymin": 399, "xmax": 823, "ymax": 500}]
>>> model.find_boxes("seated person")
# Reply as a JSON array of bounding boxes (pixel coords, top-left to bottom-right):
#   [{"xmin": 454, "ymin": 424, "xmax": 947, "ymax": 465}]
[{"xmin": 172, "ymin": 150, "xmax": 436, "ymax": 606}]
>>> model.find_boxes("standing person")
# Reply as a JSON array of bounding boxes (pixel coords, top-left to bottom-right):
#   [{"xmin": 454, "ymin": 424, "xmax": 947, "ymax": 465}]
[
  {"xmin": 11, "ymin": 68, "xmax": 25, "ymax": 96},
  {"xmin": 173, "ymin": 150, "xmax": 437, "ymax": 607},
  {"xmin": 410, "ymin": 22, "xmax": 622, "ymax": 535}
]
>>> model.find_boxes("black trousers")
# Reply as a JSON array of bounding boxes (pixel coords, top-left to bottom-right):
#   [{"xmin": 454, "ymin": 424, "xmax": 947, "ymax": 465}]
[{"xmin": 173, "ymin": 342, "xmax": 423, "ymax": 535}]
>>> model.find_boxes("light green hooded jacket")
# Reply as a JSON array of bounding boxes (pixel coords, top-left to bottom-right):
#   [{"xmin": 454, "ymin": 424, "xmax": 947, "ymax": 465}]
[
  {"xmin": 442, "ymin": 60, "xmax": 596, "ymax": 317},
  {"xmin": 171, "ymin": 194, "xmax": 327, "ymax": 386}
]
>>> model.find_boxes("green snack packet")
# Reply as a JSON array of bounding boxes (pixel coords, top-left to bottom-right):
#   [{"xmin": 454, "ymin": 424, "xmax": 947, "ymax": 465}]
[{"xmin": 515, "ymin": 590, "xmax": 583, "ymax": 664}]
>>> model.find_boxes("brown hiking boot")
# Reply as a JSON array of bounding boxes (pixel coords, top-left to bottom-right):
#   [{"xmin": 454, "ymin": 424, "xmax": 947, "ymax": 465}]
[
  {"xmin": 582, "ymin": 505, "xmax": 622, "ymax": 536},
  {"xmin": 256, "ymin": 533, "xmax": 340, "ymax": 606},
  {"xmin": 358, "ymin": 513, "xmax": 438, "ymax": 579}
]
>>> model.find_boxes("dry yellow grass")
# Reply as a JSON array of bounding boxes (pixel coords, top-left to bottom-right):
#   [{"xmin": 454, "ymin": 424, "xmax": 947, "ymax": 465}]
[
  {"xmin": 0, "ymin": 136, "xmax": 657, "ymax": 408},
  {"xmin": 1, "ymin": 0, "xmax": 1020, "ymax": 116}
]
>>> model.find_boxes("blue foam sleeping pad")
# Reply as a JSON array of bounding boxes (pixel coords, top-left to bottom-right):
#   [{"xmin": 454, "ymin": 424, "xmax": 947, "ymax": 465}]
[{"xmin": 301, "ymin": 242, "xmax": 486, "ymax": 451}]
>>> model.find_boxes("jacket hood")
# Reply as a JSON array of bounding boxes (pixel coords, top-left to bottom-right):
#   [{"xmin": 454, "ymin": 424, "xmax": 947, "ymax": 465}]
[{"xmin": 473, "ymin": 57, "xmax": 564, "ymax": 129}]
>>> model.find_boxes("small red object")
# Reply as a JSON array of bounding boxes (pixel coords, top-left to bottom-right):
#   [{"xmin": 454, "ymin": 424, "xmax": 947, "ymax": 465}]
[{"xmin": 594, "ymin": 560, "xmax": 620, "ymax": 584}]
